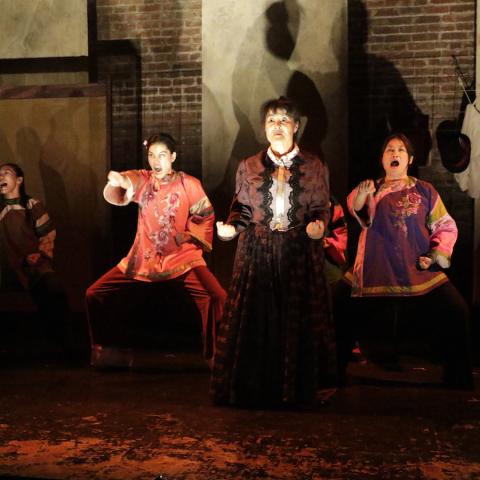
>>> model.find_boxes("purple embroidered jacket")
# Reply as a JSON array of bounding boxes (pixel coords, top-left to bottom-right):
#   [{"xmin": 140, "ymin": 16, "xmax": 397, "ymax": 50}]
[{"xmin": 345, "ymin": 177, "xmax": 457, "ymax": 297}]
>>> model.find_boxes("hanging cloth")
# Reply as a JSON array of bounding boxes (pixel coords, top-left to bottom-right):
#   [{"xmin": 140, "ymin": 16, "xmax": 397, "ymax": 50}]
[{"xmin": 454, "ymin": 103, "xmax": 480, "ymax": 198}]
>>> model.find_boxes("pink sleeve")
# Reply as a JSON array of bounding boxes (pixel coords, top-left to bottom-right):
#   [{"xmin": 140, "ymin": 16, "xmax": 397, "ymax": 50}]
[
  {"xmin": 347, "ymin": 186, "xmax": 375, "ymax": 228},
  {"xmin": 427, "ymin": 191, "xmax": 457, "ymax": 268},
  {"xmin": 103, "ymin": 170, "xmax": 148, "ymax": 206},
  {"xmin": 182, "ymin": 174, "xmax": 215, "ymax": 252}
]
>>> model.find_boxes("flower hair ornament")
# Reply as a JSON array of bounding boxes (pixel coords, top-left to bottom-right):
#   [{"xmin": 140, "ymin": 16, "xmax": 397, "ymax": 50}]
[{"xmin": 143, "ymin": 139, "xmax": 148, "ymax": 148}]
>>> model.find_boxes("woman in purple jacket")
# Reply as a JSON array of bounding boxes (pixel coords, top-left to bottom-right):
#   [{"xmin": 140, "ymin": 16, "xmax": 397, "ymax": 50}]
[{"xmin": 335, "ymin": 133, "xmax": 473, "ymax": 390}]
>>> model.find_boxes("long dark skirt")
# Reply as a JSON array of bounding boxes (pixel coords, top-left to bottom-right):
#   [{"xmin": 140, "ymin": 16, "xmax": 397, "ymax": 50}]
[{"xmin": 211, "ymin": 225, "xmax": 337, "ymax": 407}]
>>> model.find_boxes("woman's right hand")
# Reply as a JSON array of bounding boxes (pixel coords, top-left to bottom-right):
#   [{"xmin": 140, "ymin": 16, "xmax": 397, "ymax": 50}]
[
  {"xmin": 353, "ymin": 179, "xmax": 375, "ymax": 211},
  {"xmin": 357, "ymin": 179, "xmax": 376, "ymax": 195},
  {"xmin": 216, "ymin": 221, "xmax": 237, "ymax": 241},
  {"xmin": 107, "ymin": 171, "xmax": 129, "ymax": 189}
]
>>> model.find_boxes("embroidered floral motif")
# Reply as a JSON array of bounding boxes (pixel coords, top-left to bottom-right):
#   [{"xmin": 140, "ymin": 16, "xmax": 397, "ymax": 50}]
[
  {"xmin": 393, "ymin": 191, "xmax": 422, "ymax": 234},
  {"xmin": 140, "ymin": 184, "xmax": 156, "ymax": 207},
  {"xmin": 145, "ymin": 191, "xmax": 181, "ymax": 257}
]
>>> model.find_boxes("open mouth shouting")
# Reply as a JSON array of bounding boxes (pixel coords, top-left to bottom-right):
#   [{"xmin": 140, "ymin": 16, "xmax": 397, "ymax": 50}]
[{"xmin": 390, "ymin": 160, "xmax": 400, "ymax": 167}]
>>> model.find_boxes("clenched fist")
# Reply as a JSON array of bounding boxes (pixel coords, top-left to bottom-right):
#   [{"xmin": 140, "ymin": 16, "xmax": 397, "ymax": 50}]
[{"xmin": 216, "ymin": 221, "xmax": 237, "ymax": 241}]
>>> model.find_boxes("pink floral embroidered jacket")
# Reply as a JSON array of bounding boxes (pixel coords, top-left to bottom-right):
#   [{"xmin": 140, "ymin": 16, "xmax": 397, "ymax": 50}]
[{"xmin": 104, "ymin": 170, "xmax": 214, "ymax": 281}]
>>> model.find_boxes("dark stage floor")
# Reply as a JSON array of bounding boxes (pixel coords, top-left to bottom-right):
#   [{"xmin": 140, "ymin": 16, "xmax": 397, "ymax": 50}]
[{"xmin": 0, "ymin": 350, "xmax": 479, "ymax": 480}]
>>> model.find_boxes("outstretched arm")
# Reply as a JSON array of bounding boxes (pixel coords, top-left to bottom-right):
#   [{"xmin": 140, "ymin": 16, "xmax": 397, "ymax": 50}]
[{"xmin": 103, "ymin": 170, "xmax": 135, "ymax": 206}]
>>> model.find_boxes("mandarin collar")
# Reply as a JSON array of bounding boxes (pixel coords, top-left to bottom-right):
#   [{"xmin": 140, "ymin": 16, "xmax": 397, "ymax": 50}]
[
  {"xmin": 151, "ymin": 170, "xmax": 178, "ymax": 186},
  {"xmin": 4, "ymin": 197, "xmax": 21, "ymax": 205}
]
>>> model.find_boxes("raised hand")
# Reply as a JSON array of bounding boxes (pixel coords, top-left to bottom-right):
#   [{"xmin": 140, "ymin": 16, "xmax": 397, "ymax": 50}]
[
  {"xmin": 358, "ymin": 179, "xmax": 376, "ymax": 194},
  {"xmin": 353, "ymin": 179, "xmax": 376, "ymax": 211}
]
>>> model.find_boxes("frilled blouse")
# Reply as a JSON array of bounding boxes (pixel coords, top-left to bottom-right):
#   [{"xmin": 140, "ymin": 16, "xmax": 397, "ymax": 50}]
[{"xmin": 227, "ymin": 149, "xmax": 330, "ymax": 232}]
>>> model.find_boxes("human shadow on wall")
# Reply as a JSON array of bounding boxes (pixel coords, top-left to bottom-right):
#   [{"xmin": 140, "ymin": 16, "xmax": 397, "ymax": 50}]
[
  {"xmin": 265, "ymin": 0, "xmax": 328, "ymax": 156},
  {"xmin": 346, "ymin": 2, "xmax": 473, "ymax": 339},
  {"xmin": 210, "ymin": 0, "xmax": 329, "ymax": 287},
  {"xmin": 222, "ymin": 0, "xmax": 329, "ymax": 200},
  {"xmin": 348, "ymin": 0, "xmax": 432, "ymax": 186},
  {"xmin": 347, "ymin": 0, "xmax": 433, "ymax": 277},
  {"xmin": 43, "ymin": 107, "xmax": 103, "ymax": 302},
  {"xmin": 18, "ymin": 107, "xmax": 102, "ymax": 311},
  {"xmin": 15, "ymin": 126, "xmax": 72, "ymax": 296}
]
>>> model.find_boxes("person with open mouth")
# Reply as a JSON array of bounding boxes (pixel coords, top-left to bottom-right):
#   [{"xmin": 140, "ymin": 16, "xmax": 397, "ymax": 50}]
[
  {"xmin": 212, "ymin": 97, "xmax": 335, "ymax": 408},
  {"xmin": 85, "ymin": 132, "xmax": 226, "ymax": 369},
  {"xmin": 334, "ymin": 133, "xmax": 473, "ymax": 390},
  {"xmin": 0, "ymin": 162, "xmax": 70, "ymax": 360}
]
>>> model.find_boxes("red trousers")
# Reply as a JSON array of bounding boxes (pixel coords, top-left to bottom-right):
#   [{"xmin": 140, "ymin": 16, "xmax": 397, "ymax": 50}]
[{"xmin": 85, "ymin": 266, "xmax": 226, "ymax": 361}]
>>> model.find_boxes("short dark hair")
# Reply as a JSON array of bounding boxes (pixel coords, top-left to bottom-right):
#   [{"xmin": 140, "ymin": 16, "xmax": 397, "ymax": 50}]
[
  {"xmin": 261, "ymin": 96, "xmax": 301, "ymax": 124},
  {"xmin": 380, "ymin": 132, "xmax": 415, "ymax": 161},
  {"xmin": 144, "ymin": 132, "xmax": 177, "ymax": 153}
]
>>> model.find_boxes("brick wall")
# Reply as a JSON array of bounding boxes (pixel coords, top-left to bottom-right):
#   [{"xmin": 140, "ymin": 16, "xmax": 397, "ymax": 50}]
[
  {"xmin": 349, "ymin": 0, "xmax": 475, "ymax": 296},
  {"xmin": 93, "ymin": 0, "xmax": 201, "ymax": 258},
  {"xmin": 95, "ymin": 0, "xmax": 202, "ymax": 177}
]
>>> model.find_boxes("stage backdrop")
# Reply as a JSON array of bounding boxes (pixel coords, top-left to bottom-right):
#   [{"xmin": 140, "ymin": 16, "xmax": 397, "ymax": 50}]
[
  {"xmin": 0, "ymin": 84, "xmax": 111, "ymax": 312},
  {"xmin": 202, "ymin": 0, "xmax": 348, "ymax": 283},
  {"xmin": 0, "ymin": 0, "xmax": 88, "ymax": 59}
]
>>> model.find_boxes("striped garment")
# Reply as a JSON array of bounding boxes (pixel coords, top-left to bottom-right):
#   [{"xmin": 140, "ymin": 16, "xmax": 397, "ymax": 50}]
[{"xmin": 0, "ymin": 197, "xmax": 56, "ymax": 288}]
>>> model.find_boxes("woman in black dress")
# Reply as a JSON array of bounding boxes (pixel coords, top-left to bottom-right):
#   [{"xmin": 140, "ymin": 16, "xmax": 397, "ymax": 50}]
[{"xmin": 212, "ymin": 97, "xmax": 336, "ymax": 407}]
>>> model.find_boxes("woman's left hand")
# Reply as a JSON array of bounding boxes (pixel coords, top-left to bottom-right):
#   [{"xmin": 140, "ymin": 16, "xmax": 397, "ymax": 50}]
[
  {"xmin": 418, "ymin": 255, "xmax": 433, "ymax": 270},
  {"xmin": 306, "ymin": 220, "xmax": 325, "ymax": 239}
]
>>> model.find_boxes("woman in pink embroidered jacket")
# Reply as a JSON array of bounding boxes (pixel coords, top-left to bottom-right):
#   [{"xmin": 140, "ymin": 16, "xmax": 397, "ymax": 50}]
[
  {"xmin": 85, "ymin": 133, "xmax": 226, "ymax": 368},
  {"xmin": 335, "ymin": 133, "xmax": 473, "ymax": 389}
]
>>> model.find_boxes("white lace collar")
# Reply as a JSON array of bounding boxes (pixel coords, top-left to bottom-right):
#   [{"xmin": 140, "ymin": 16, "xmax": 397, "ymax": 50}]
[{"xmin": 267, "ymin": 144, "xmax": 299, "ymax": 168}]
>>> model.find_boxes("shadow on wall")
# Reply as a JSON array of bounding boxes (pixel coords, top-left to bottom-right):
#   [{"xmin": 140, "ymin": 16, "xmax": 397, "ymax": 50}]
[
  {"xmin": 210, "ymin": 0, "xmax": 332, "ymax": 287},
  {"xmin": 266, "ymin": 0, "xmax": 328, "ymax": 157},
  {"xmin": 15, "ymin": 117, "xmax": 106, "ymax": 311},
  {"xmin": 348, "ymin": 0, "xmax": 432, "ymax": 186},
  {"xmin": 346, "ymin": 0, "xmax": 433, "ymax": 275}
]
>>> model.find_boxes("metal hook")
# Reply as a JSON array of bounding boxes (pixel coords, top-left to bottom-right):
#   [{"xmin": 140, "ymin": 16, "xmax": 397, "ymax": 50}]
[{"xmin": 451, "ymin": 55, "xmax": 476, "ymax": 107}]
